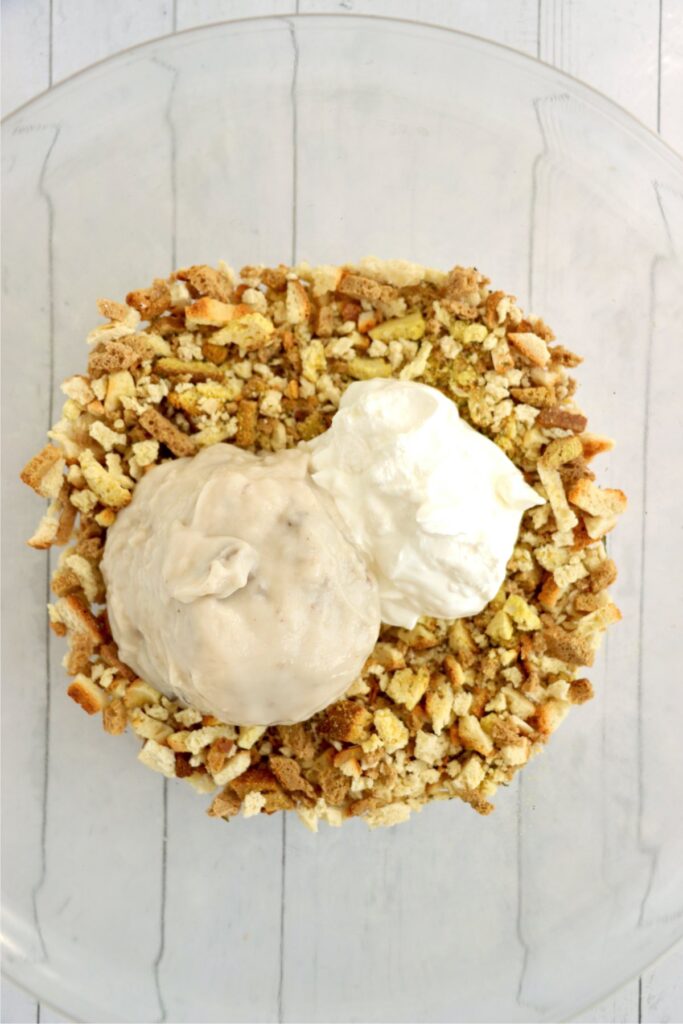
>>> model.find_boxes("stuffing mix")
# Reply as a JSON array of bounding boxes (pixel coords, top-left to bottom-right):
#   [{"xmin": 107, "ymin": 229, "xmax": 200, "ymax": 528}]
[{"xmin": 21, "ymin": 258, "xmax": 625, "ymax": 829}]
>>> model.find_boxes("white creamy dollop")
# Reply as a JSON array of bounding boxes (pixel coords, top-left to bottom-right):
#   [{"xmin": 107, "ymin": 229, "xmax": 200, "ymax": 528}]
[
  {"xmin": 101, "ymin": 444, "xmax": 381, "ymax": 725},
  {"xmin": 307, "ymin": 379, "xmax": 544, "ymax": 629}
]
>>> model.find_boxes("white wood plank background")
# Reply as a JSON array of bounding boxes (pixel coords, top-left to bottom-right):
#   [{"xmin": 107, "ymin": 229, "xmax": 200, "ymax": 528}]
[{"xmin": 1, "ymin": 1, "xmax": 682, "ymax": 1022}]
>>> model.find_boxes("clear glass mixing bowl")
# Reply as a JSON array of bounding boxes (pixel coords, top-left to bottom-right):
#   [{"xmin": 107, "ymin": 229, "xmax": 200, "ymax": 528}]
[{"xmin": 2, "ymin": 15, "xmax": 682, "ymax": 1023}]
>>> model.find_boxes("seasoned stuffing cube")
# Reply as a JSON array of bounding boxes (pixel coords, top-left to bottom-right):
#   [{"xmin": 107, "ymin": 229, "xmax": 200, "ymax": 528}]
[
  {"xmin": 373, "ymin": 708, "xmax": 409, "ymax": 753},
  {"xmin": 385, "ymin": 667, "xmax": 430, "ymax": 711}
]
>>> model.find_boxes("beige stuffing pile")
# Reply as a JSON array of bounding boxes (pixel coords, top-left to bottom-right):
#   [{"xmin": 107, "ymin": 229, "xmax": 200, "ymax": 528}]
[{"xmin": 21, "ymin": 258, "xmax": 625, "ymax": 829}]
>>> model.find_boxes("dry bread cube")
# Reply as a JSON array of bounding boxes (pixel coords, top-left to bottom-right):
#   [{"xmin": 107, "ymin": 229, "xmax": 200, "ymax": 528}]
[
  {"xmin": 458, "ymin": 715, "xmax": 494, "ymax": 756},
  {"xmin": 373, "ymin": 708, "xmax": 409, "ymax": 753},
  {"xmin": 385, "ymin": 667, "xmax": 430, "ymax": 711},
  {"xmin": 138, "ymin": 739, "xmax": 176, "ymax": 777},
  {"xmin": 67, "ymin": 675, "xmax": 106, "ymax": 715},
  {"xmin": 103, "ymin": 698, "xmax": 127, "ymax": 735},
  {"xmin": 176, "ymin": 264, "xmax": 234, "ymax": 302},
  {"xmin": 28, "ymin": 489, "xmax": 76, "ymax": 550},
  {"xmin": 137, "ymin": 408, "xmax": 195, "ymax": 458},
  {"xmin": 338, "ymin": 273, "xmax": 398, "ymax": 304},
  {"xmin": 78, "ymin": 449, "xmax": 132, "ymax": 509},
  {"xmin": 212, "ymin": 750, "xmax": 251, "ymax": 787},
  {"xmin": 185, "ymin": 297, "xmax": 245, "ymax": 327},
  {"xmin": 567, "ymin": 478, "xmax": 627, "ymax": 517},
  {"xmin": 507, "ymin": 331, "xmax": 550, "ymax": 366},
  {"xmin": 536, "ymin": 406, "xmax": 587, "ymax": 432},
  {"xmin": 21, "ymin": 445, "xmax": 65, "ymax": 499},
  {"xmin": 320, "ymin": 701, "xmax": 372, "ymax": 743},
  {"xmin": 365, "ymin": 803, "xmax": 412, "ymax": 829},
  {"xmin": 543, "ymin": 625, "xmax": 595, "ymax": 666}
]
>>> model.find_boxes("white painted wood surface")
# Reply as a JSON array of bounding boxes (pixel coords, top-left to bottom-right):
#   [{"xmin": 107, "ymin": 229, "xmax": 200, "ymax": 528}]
[{"xmin": 1, "ymin": 2, "xmax": 681, "ymax": 1022}]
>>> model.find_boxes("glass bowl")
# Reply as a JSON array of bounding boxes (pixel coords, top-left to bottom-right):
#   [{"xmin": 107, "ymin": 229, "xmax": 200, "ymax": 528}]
[{"xmin": 2, "ymin": 15, "xmax": 682, "ymax": 1023}]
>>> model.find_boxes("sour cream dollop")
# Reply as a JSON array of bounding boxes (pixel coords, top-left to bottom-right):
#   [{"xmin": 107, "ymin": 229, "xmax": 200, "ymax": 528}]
[{"xmin": 307, "ymin": 379, "xmax": 544, "ymax": 629}]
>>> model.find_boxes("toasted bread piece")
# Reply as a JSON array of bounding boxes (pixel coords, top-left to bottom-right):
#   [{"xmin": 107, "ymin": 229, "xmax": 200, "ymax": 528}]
[
  {"xmin": 78, "ymin": 449, "xmax": 132, "ymax": 509},
  {"xmin": 536, "ymin": 406, "xmax": 588, "ymax": 432},
  {"xmin": 126, "ymin": 279, "xmax": 172, "ymax": 320},
  {"xmin": 507, "ymin": 331, "xmax": 550, "ymax": 367},
  {"xmin": 176, "ymin": 264, "xmax": 234, "ymax": 303},
  {"xmin": 319, "ymin": 701, "xmax": 372, "ymax": 743},
  {"xmin": 139, "ymin": 408, "xmax": 196, "ymax": 458},
  {"xmin": 543, "ymin": 625, "xmax": 595, "ymax": 666},
  {"xmin": 338, "ymin": 273, "xmax": 398, "ymax": 304},
  {"xmin": 185, "ymin": 297, "xmax": 250, "ymax": 328},
  {"xmin": 67, "ymin": 674, "xmax": 106, "ymax": 715},
  {"xmin": 21, "ymin": 445, "xmax": 65, "ymax": 499},
  {"xmin": 567, "ymin": 478, "xmax": 627, "ymax": 517}
]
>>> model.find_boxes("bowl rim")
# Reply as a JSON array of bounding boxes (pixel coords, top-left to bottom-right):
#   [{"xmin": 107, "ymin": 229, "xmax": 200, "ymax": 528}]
[{"xmin": 2, "ymin": 11, "xmax": 682, "ymax": 178}]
